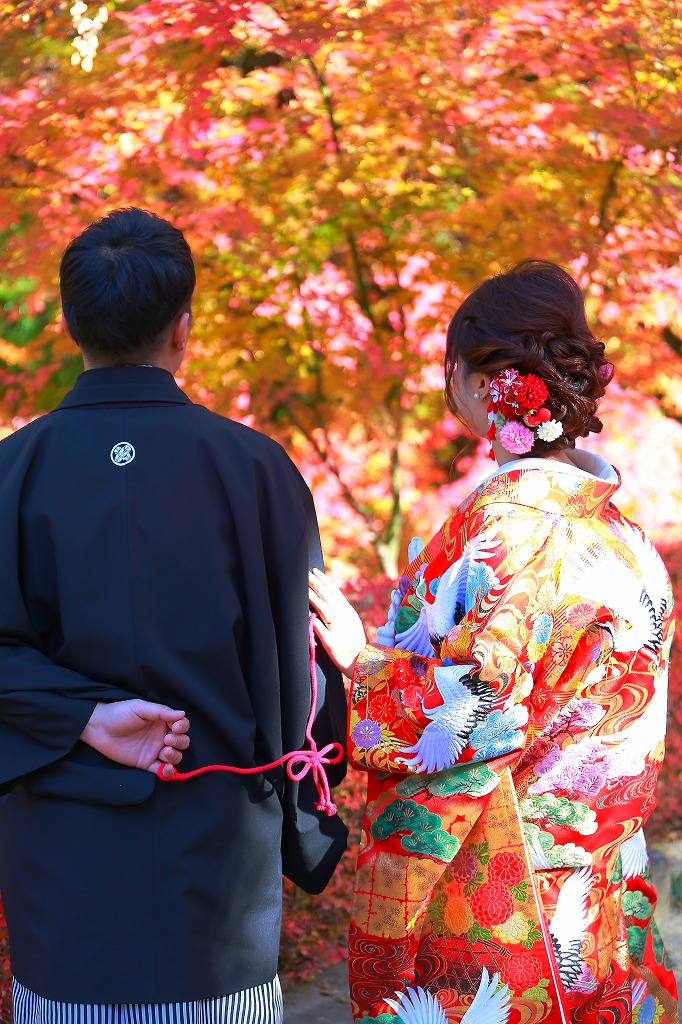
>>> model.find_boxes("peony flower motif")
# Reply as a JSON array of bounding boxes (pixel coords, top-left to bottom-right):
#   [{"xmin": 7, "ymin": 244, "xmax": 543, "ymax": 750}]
[
  {"xmin": 501, "ymin": 951, "xmax": 542, "ymax": 993},
  {"xmin": 492, "ymin": 911, "xmax": 530, "ymax": 944},
  {"xmin": 536, "ymin": 418, "xmax": 564, "ymax": 442},
  {"xmin": 443, "ymin": 894, "xmax": 474, "ymax": 935},
  {"xmin": 499, "ymin": 420, "xmax": 535, "ymax": 454},
  {"xmin": 565, "ymin": 602, "xmax": 597, "ymax": 628},
  {"xmin": 639, "ymin": 995, "xmax": 663, "ymax": 1024},
  {"xmin": 488, "ymin": 851, "xmax": 525, "ymax": 887},
  {"xmin": 351, "ymin": 719, "xmax": 382, "ymax": 748},
  {"xmin": 448, "ymin": 846, "xmax": 480, "ymax": 882},
  {"xmin": 470, "ymin": 881, "xmax": 514, "ymax": 927}
]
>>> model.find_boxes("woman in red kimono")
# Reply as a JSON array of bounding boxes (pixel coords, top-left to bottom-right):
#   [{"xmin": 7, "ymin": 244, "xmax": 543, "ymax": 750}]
[{"xmin": 310, "ymin": 259, "xmax": 679, "ymax": 1024}]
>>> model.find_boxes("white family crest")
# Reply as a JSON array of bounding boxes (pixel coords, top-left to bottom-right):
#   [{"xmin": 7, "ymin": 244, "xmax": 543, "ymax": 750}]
[{"xmin": 110, "ymin": 441, "xmax": 136, "ymax": 466}]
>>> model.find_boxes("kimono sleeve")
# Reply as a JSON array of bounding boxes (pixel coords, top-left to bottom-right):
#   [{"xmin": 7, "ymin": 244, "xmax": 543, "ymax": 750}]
[
  {"xmin": 0, "ymin": 444, "xmax": 136, "ymax": 792},
  {"xmin": 349, "ymin": 515, "xmax": 557, "ymax": 779}
]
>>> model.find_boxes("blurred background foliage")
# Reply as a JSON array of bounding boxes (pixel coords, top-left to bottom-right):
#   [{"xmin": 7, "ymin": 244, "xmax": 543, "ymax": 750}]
[{"xmin": 1, "ymin": 0, "xmax": 682, "ymax": 573}]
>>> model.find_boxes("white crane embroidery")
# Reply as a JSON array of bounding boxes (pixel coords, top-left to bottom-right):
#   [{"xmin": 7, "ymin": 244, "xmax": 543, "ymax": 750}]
[
  {"xmin": 385, "ymin": 968, "xmax": 511, "ymax": 1024},
  {"xmin": 399, "ymin": 664, "xmax": 496, "ymax": 774},
  {"xmin": 548, "ymin": 866, "xmax": 593, "ymax": 991}
]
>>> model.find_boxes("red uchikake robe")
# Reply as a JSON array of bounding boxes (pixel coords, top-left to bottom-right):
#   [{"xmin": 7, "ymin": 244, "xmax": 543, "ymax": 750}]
[{"xmin": 348, "ymin": 454, "xmax": 678, "ymax": 1024}]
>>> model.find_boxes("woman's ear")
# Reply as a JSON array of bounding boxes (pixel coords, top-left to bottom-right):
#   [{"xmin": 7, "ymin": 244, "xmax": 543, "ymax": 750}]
[{"xmin": 474, "ymin": 375, "xmax": 491, "ymax": 400}]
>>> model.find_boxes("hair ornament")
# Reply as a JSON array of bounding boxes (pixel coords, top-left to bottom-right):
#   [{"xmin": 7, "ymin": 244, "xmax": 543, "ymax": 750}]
[{"xmin": 487, "ymin": 368, "xmax": 563, "ymax": 458}]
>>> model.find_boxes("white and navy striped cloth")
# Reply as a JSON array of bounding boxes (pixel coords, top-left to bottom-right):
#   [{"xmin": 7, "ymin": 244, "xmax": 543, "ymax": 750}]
[{"xmin": 12, "ymin": 976, "xmax": 283, "ymax": 1024}]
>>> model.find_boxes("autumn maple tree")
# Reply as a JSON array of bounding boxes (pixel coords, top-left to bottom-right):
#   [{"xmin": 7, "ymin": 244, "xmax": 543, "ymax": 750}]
[{"xmin": 1, "ymin": 0, "xmax": 682, "ymax": 576}]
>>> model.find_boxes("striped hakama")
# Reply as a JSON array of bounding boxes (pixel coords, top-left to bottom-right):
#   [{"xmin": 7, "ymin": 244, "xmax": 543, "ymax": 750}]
[{"xmin": 12, "ymin": 977, "xmax": 283, "ymax": 1024}]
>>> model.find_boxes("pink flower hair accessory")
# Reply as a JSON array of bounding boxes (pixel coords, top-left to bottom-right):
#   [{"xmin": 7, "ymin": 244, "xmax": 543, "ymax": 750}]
[
  {"xmin": 499, "ymin": 421, "xmax": 535, "ymax": 455},
  {"xmin": 487, "ymin": 367, "xmax": 563, "ymax": 458}
]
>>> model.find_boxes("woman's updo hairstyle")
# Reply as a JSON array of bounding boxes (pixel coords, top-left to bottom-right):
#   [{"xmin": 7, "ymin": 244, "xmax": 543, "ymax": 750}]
[{"xmin": 445, "ymin": 259, "xmax": 613, "ymax": 454}]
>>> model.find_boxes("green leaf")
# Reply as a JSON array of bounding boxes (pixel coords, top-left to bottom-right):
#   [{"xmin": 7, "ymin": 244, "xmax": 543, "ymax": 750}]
[
  {"xmin": 510, "ymin": 880, "xmax": 528, "ymax": 901},
  {"xmin": 522, "ymin": 979, "xmax": 550, "ymax": 1001},
  {"xmin": 467, "ymin": 921, "xmax": 492, "ymax": 942}
]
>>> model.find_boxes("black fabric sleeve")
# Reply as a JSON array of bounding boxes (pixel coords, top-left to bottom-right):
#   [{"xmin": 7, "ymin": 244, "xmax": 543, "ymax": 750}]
[
  {"xmin": 280, "ymin": 490, "xmax": 349, "ymax": 893},
  {"xmin": 0, "ymin": 451, "xmax": 135, "ymax": 791},
  {"xmin": 255, "ymin": 454, "xmax": 349, "ymax": 894}
]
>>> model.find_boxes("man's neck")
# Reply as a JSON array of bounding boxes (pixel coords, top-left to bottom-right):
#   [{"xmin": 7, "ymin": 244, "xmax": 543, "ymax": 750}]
[{"xmin": 81, "ymin": 355, "xmax": 175, "ymax": 373}]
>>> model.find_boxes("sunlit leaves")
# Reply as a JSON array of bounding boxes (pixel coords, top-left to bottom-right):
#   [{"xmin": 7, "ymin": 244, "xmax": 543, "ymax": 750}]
[{"xmin": 1, "ymin": 0, "xmax": 682, "ymax": 570}]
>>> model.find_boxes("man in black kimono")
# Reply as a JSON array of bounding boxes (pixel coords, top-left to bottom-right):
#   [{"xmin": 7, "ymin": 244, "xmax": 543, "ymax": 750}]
[{"xmin": 0, "ymin": 208, "xmax": 348, "ymax": 1023}]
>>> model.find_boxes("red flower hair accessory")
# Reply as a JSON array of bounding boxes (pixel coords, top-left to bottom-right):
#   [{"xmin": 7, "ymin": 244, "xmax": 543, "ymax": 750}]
[{"xmin": 487, "ymin": 368, "xmax": 563, "ymax": 458}]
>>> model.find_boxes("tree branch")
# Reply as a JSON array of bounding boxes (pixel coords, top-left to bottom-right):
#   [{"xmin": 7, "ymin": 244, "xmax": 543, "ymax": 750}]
[
  {"xmin": 305, "ymin": 54, "xmax": 343, "ymax": 157},
  {"xmin": 376, "ymin": 441, "xmax": 402, "ymax": 578},
  {"xmin": 598, "ymin": 157, "xmax": 624, "ymax": 236},
  {"xmin": 305, "ymin": 54, "xmax": 379, "ymax": 330},
  {"xmin": 663, "ymin": 326, "xmax": 682, "ymax": 358},
  {"xmin": 287, "ymin": 408, "xmax": 377, "ymax": 528}
]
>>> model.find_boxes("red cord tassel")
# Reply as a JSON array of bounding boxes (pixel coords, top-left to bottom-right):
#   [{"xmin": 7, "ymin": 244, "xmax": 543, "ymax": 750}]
[{"xmin": 157, "ymin": 613, "xmax": 343, "ymax": 816}]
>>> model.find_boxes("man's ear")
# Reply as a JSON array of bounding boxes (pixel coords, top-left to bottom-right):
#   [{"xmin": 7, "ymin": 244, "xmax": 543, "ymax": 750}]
[
  {"xmin": 170, "ymin": 310, "xmax": 191, "ymax": 356},
  {"xmin": 61, "ymin": 311, "xmax": 78, "ymax": 345}
]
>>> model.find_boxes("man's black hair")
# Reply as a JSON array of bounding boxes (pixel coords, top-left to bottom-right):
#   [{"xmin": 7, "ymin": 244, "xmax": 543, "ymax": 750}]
[{"xmin": 59, "ymin": 207, "xmax": 196, "ymax": 359}]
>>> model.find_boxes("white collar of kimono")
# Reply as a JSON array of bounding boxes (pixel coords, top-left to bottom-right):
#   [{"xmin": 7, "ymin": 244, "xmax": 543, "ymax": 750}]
[{"xmin": 481, "ymin": 449, "xmax": 619, "ymax": 487}]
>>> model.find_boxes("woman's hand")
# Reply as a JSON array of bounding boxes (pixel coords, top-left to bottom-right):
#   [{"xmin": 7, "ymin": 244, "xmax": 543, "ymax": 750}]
[
  {"xmin": 309, "ymin": 568, "xmax": 367, "ymax": 678},
  {"xmin": 80, "ymin": 700, "xmax": 190, "ymax": 778}
]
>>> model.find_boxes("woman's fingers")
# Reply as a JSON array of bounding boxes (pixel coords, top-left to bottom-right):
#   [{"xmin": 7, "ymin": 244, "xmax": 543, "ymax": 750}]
[
  {"xmin": 308, "ymin": 577, "xmax": 329, "ymax": 613},
  {"xmin": 309, "ymin": 568, "xmax": 344, "ymax": 602},
  {"xmin": 309, "ymin": 569, "xmax": 346, "ymax": 625},
  {"xmin": 312, "ymin": 616, "xmax": 332, "ymax": 640},
  {"xmin": 309, "ymin": 575, "xmax": 333, "ymax": 623},
  {"xmin": 309, "ymin": 590, "xmax": 332, "ymax": 626}
]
